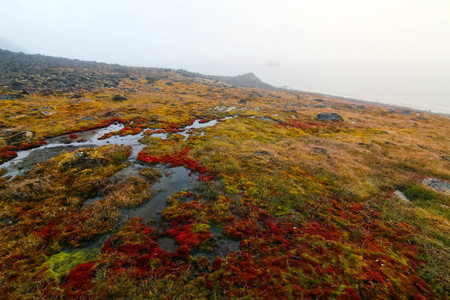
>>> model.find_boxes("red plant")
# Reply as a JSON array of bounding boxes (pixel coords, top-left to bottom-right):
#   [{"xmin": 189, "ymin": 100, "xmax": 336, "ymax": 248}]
[
  {"xmin": 137, "ymin": 148, "xmax": 207, "ymax": 173},
  {"xmin": 61, "ymin": 261, "xmax": 98, "ymax": 298}
]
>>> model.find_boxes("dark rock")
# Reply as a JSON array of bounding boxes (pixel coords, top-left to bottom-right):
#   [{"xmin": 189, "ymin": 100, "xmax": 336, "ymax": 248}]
[
  {"xmin": 146, "ymin": 77, "xmax": 156, "ymax": 84},
  {"xmin": 422, "ymin": 178, "xmax": 450, "ymax": 194},
  {"xmin": 441, "ymin": 156, "xmax": 450, "ymax": 161},
  {"xmin": 0, "ymin": 93, "xmax": 24, "ymax": 100},
  {"xmin": 0, "ymin": 217, "xmax": 14, "ymax": 226},
  {"xmin": 313, "ymin": 105, "xmax": 326, "ymax": 108},
  {"xmin": 22, "ymin": 89, "xmax": 29, "ymax": 95},
  {"xmin": 313, "ymin": 99, "xmax": 324, "ymax": 102},
  {"xmin": 11, "ymin": 81, "xmax": 24, "ymax": 90},
  {"xmin": 60, "ymin": 151, "xmax": 105, "ymax": 172},
  {"xmin": 101, "ymin": 111, "xmax": 119, "ymax": 118},
  {"xmin": 2, "ymin": 130, "xmax": 35, "ymax": 145},
  {"xmin": 400, "ymin": 110, "xmax": 412, "ymax": 115},
  {"xmin": 283, "ymin": 109, "xmax": 297, "ymax": 113},
  {"xmin": 78, "ymin": 116, "xmax": 94, "ymax": 122},
  {"xmin": 316, "ymin": 113, "xmax": 344, "ymax": 122},
  {"xmin": 248, "ymin": 92, "xmax": 262, "ymax": 98},
  {"xmin": 356, "ymin": 105, "xmax": 365, "ymax": 109},
  {"xmin": 313, "ymin": 147, "xmax": 327, "ymax": 154},
  {"xmin": 255, "ymin": 150, "xmax": 271, "ymax": 156},
  {"xmin": 238, "ymin": 99, "xmax": 247, "ymax": 104},
  {"xmin": 70, "ymin": 93, "xmax": 83, "ymax": 99},
  {"xmin": 113, "ymin": 95, "xmax": 127, "ymax": 101},
  {"xmin": 165, "ymin": 82, "xmax": 174, "ymax": 86}
]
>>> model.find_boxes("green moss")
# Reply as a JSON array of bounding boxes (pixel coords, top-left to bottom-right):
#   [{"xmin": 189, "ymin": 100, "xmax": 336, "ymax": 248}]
[{"xmin": 43, "ymin": 245, "xmax": 101, "ymax": 284}]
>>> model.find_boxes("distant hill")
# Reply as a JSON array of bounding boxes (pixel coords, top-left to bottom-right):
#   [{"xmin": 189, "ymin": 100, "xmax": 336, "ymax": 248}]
[
  {"xmin": 177, "ymin": 69, "xmax": 275, "ymax": 89},
  {"xmin": 0, "ymin": 49, "xmax": 274, "ymax": 94}
]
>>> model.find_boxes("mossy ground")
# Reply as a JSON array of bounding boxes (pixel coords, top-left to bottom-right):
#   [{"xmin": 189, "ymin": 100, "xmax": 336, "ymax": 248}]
[{"xmin": 0, "ymin": 72, "xmax": 449, "ymax": 299}]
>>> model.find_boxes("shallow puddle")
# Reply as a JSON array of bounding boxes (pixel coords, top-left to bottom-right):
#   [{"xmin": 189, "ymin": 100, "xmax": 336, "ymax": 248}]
[
  {"xmin": 157, "ymin": 237, "xmax": 179, "ymax": 254},
  {"xmin": 121, "ymin": 165, "xmax": 198, "ymax": 224},
  {"xmin": 192, "ymin": 238, "xmax": 242, "ymax": 264}
]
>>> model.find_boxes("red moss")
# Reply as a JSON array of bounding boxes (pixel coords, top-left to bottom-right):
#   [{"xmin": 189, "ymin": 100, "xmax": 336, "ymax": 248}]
[
  {"xmin": 66, "ymin": 118, "xmax": 129, "ymax": 135},
  {"xmin": 138, "ymin": 148, "xmax": 207, "ymax": 173},
  {"xmin": 0, "ymin": 141, "xmax": 47, "ymax": 163},
  {"xmin": 0, "ymin": 150, "xmax": 17, "ymax": 163},
  {"xmin": 61, "ymin": 261, "xmax": 98, "ymax": 298},
  {"xmin": 166, "ymin": 224, "xmax": 211, "ymax": 249},
  {"xmin": 198, "ymin": 174, "xmax": 214, "ymax": 181}
]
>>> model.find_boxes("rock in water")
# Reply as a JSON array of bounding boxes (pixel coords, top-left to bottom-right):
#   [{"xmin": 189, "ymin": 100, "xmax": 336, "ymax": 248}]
[{"xmin": 316, "ymin": 113, "xmax": 344, "ymax": 122}]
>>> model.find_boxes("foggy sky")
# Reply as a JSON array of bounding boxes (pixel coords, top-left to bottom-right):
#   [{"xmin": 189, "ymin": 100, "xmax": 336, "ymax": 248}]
[{"xmin": 2, "ymin": 1, "xmax": 449, "ymax": 69}]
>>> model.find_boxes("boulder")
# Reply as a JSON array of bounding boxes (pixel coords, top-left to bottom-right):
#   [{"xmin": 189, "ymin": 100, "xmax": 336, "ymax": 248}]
[
  {"xmin": 422, "ymin": 178, "xmax": 450, "ymax": 194},
  {"xmin": 316, "ymin": 113, "xmax": 344, "ymax": 122},
  {"xmin": 113, "ymin": 95, "xmax": 127, "ymax": 101},
  {"xmin": 1, "ymin": 130, "xmax": 35, "ymax": 145}
]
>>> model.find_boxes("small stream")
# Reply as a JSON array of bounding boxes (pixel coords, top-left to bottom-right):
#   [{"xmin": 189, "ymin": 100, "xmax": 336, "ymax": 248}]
[{"xmin": 2, "ymin": 116, "xmax": 244, "ymax": 269}]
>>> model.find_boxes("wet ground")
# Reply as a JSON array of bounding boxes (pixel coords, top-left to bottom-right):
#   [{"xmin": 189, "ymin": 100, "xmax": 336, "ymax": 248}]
[{"xmin": 2, "ymin": 117, "xmax": 244, "ymax": 268}]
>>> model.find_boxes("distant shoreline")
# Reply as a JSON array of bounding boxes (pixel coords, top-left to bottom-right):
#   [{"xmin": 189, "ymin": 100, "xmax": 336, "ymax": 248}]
[{"xmin": 282, "ymin": 86, "xmax": 450, "ymax": 117}]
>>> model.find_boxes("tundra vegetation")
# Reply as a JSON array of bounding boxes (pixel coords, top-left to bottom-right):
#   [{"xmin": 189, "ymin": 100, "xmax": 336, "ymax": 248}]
[{"xmin": 0, "ymin": 52, "xmax": 449, "ymax": 299}]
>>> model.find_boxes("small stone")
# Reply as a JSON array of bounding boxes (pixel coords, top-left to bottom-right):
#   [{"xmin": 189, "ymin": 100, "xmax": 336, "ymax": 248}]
[
  {"xmin": 394, "ymin": 190, "xmax": 410, "ymax": 202},
  {"xmin": 313, "ymin": 147, "xmax": 327, "ymax": 154},
  {"xmin": 40, "ymin": 111, "xmax": 55, "ymax": 116},
  {"xmin": 78, "ymin": 116, "xmax": 94, "ymax": 122}
]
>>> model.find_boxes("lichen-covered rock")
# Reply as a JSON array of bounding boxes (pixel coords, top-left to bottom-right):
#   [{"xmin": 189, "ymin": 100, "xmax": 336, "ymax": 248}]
[
  {"xmin": 422, "ymin": 178, "xmax": 450, "ymax": 194},
  {"xmin": 1, "ymin": 130, "xmax": 35, "ymax": 145},
  {"xmin": 316, "ymin": 112, "xmax": 344, "ymax": 122}
]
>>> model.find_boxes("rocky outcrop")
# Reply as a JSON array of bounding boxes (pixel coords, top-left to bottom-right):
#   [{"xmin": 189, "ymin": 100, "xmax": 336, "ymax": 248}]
[
  {"xmin": 0, "ymin": 129, "xmax": 35, "ymax": 145},
  {"xmin": 0, "ymin": 49, "xmax": 170, "ymax": 94}
]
